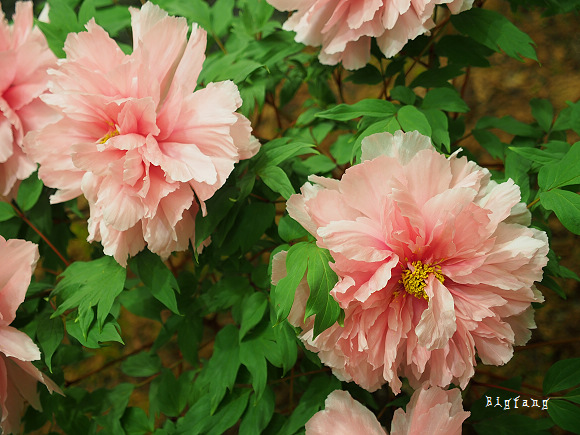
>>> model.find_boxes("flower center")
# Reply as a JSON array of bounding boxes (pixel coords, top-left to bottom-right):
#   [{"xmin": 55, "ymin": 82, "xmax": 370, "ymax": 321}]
[
  {"xmin": 399, "ymin": 260, "xmax": 444, "ymax": 300},
  {"xmin": 99, "ymin": 128, "xmax": 120, "ymax": 144}
]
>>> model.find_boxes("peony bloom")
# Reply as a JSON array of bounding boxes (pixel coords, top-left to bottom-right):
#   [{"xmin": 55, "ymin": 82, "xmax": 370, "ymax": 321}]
[
  {"xmin": 306, "ymin": 385, "xmax": 469, "ymax": 435},
  {"xmin": 25, "ymin": 2, "xmax": 259, "ymax": 266},
  {"xmin": 272, "ymin": 130, "xmax": 549, "ymax": 393},
  {"xmin": 0, "ymin": 236, "xmax": 61, "ymax": 434},
  {"xmin": 267, "ymin": 0, "xmax": 473, "ymax": 69},
  {"xmin": 0, "ymin": 1, "xmax": 57, "ymax": 197}
]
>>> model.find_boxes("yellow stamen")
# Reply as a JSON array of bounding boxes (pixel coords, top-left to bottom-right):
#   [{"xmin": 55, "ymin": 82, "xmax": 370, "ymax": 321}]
[
  {"xmin": 399, "ymin": 260, "xmax": 444, "ymax": 301},
  {"xmin": 99, "ymin": 129, "xmax": 120, "ymax": 144}
]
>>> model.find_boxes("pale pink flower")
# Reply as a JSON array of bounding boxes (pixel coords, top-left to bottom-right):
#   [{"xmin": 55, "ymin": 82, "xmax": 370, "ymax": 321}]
[
  {"xmin": 25, "ymin": 2, "xmax": 259, "ymax": 266},
  {"xmin": 0, "ymin": 1, "xmax": 57, "ymax": 197},
  {"xmin": 267, "ymin": 0, "xmax": 473, "ymax": 69},
  {"xmin": 306, "ymin": 385, "xmax": 469, "ymax": 435},
  {"xmin": 0, "ymin": 236, "xmax": 61, "ymax": 434},
  {"xmin": 272, "ymin": 130, "xmax": 548, "ymax": 393}
]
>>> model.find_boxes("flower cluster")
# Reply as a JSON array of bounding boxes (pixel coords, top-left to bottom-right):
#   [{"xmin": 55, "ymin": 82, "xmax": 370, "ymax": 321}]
[
  {"xmin": 267, "ymin": 0, "xmax": 474, "ymax": 69},
  {"xmin": 0, "ymin": 1, "xmax": 56, "ymax": 197},
  {"xmin": 273, "ymin": 130, "xmax": 549, "ymax": 393},
  {"xmin": 25, "ymin": 2, "xmax": 259, "ymax": 265},
  {"xmin": 0, "ymin": 236, "xmax": 60, "ymax": 434},
  {"xmin": 306, "ymin": 385, "xmax": 469, "ymax": 435}
]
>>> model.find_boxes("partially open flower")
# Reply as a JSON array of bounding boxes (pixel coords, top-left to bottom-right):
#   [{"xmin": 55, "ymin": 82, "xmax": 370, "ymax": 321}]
[
  {"xmin": 25, "ymin": 2, "xmax": 259, "ymax": 265},
  {"xmin": 0, "ymin": 1, "xmax": 57, "ymax": 197},
  {"xmin": 0, "ymin": 236, "xmax": 61, "ymax": 434},
  {"xmin": 267, "ymin": 0, "xmax": 474, "ymax": 69},
  {"xmin": 273, "ymin": 130, "xmax": 548, "ymax": 393},
  {"xmin": 306, "ymin": 385, "xmax": 469, "ymax": 435}
]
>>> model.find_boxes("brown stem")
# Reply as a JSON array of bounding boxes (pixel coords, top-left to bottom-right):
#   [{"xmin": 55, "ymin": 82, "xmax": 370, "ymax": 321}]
[
  {"xmin": 471, "ymin": 380, "xmax": 545, "ymax": 399},
  {"xmin": 65, "ymin": 341, "xmax": 155, "ymax": 387},
  {"xmin": 11, "ymin": 203, "xmax": 70, "ymax": 267},
  {"xmin": 527, "ymin": 197, "xmax": 540, "ymax": 209}
]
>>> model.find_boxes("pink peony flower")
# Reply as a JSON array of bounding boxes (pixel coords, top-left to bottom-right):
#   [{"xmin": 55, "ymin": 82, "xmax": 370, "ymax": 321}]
[
  {"xmin": 24, "ymin": 2, "xmax": 260, "ymax": 266},
  {"xmin": 0, "ymin": 236, "xmax": 61, "ymax": 434},
  {"xmin": 267, "ymin": 0, "xmax": 474, "ymax": 69},
  {"xmin": 390, "ymin": 384, "xmax": 469, "ymax": 435},
  {"xmin": 306, "ymin": 385, "xmax": 469, "ymax": 435},
  {"xmin": 0, "ymin": 1, "xmax": 57, "ymax": 197},
  {"xmin": 272, "ymin": 130, "xmax": 549, "ymax": 393}
]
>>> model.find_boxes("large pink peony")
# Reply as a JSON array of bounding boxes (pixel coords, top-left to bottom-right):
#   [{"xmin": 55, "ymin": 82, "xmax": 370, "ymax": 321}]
[
  {"xmin": 0, "ymin": 1, "xmax": 57, "ymax": 197},
  {"xmin": 306, "ymin": 385, "xmax": 469, "ymax": 435},
  {"xmin": 24, "ymin": 2, "xmax": 259, "ymax": 265},
  {"xmin": 0, "ymin": 236, "xmax": 61, "ymax": 434},
  {"xmin": 272, "ymin": 130, "xmax": 549, "ymax": 393},
  {"xmin": 267, "ymin": 0, "xmax": 473, "ymax": 69}
]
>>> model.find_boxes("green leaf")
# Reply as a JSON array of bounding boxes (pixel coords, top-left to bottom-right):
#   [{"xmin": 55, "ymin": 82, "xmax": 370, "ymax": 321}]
[
  {"xmin": 563, "ymin": 387, "xmax": 580, "ymax": 405},
  {"xmin": 540, "ymin": 190, "xmax": 580, "ymax": 233},
  {"xmin": 255, "ymin": 139, "xmax": 316, "ymax": 171},
  {"xmin": 508, "ymin": 147, "xmax": 564, "ymax": 165},
  {"xmin": 259, "ymin": 166, "xmax": 295, "ymax": 199},
  {"xmin": 206, "ymin": 391, "xmax": 251, "ymax": 435},
  {"xmin": 78, "ymin": 0, "xmax": 96, "ymax": 25},
  {"xmin": 397, "ymin": 105, "xmax": 432, "ymax": 137},
  {"xmin": 451, "ymin": 8, "xmax": 537, "ymax": 62},
  {"xmin": 538, "ymin": 142, "xmax": 580, "ymax": 191},
  {"xmin": 239, "ymin": 388, "xmax": 275, "ymax": 435},
  {"xmin": 53, "ymin": 257, "xmax": 126, "ymax": 332},
  {"xmin": 474, "ymin": 415, "xmax": 553, "ymax": 435},
  {"xmin": 0, "ymin": 202, "xmax": 16, "ymax": 222},
  {"xmin": 240, "ymin": 292, "xmax": 268, "ymax": 338},
  {"xmin": 299, "ymin": 155, "xmax": 336, "ymax": 175},
  {"xmin": 240, "ymin": 340, "xmax": 268, "ymax": 400},
  {"xmin": 195, "ymin": 186, "xmax": 237, "ymax": 248},
  {"xmin": 121, "ymin": 353, "xmax": 162, "ymax": 378},
  {"xmin": 547, "ymin": 400, "xmax": 580, "ymax": 434},
  {"xmin": 177, "ymin": 313, "xmax": 203, "ymax": 366},
  {"xmin": 530, "ymin": 98, "xmax": 554, "ymax": 132},
  {"xmin": 128, "ymin": 250, "xmax": 180, "ymax": 314},
  {"xmin": 409, "ymin": 65, "xmax": 464, "ymax": 88},
  {"xmin": 149, "ymin": 369, "xmax": 193, "ymax": 418},
  {"xmin": 272, "ymin": 322, "xmax": 298, "ymax": 374},
  {"xmin": 121, "ymin": 407, "xmax": 154, "ymax": 435},
  {"xmin": 422, "ymin": 87, "xmax": 469, "ymax": 113},
  {"xmin": 273, "ymin": 244, "xmax": 308, "ymax": 324},
  {"xmin": 436, "ymin": 35, "xmax": 493, "ymax": 67},
  {"xmin": 278, "ymin": 215, "xmax": 308, "ymax": 242},
  {"xmin": 222, "ymin": 202, "xmax": 275, "ymax": 254},
  {"xmin": 304, "ymin": 245, "xmax": 343, "ymax": 338},
  {"xmin": 477, "ymin": 116, "xmax": 544, "ymax": 138},
  {"xmin": 36, "ymin": 312, "xmax": 64, "ymax": 371},
  {"xmin": 277, "ymin": 375, "xmax": 341, "ymax": 435},
  {"xmin": 16, "ymin": 172, "xmax": 44, "ymax": 212},
  {"xmin": 473, "ymin": 129, "xmax": 506, "ymax": 160},
  {"xmin": 422, "ymin": 108, "xmax": 451, "ymax": 152},
  {"xmin": 345, "ymin": 64, "xmax": 383, "ymax": 85},
  {"xmin": 390, "ymin": 86, "xmax": 416, "ymax": 105},
  {"xmin": 208, "ymin": 325, "xmax": 241, "ymax": 412},
  {"xmin": 66, "ymin": 317, "xmax": 124, "ymax": 348},
  {"xmin": 316, "ymin": 99, "xmax": 396, "ymax": 121},
  {"xmin": 543, "ymin": 358, "xmax": 580, "ymax": 394}
]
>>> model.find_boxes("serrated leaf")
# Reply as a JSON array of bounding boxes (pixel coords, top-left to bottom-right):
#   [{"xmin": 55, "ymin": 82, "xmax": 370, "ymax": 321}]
[
  {"xmin": 540, "ymin": 190, "xmax": 580, "ymax": 234},
  {"xmin": 316, "ymin": 99, "xmax": 396, "ymax": 121},
  {"xmin": 547, "ymin": 400, "xmax": 580, "ymax": 434},
  {"xmin": 397, "ymin": 105, "xmax": 432, "ymax": 137},
  {"xmin": 451, "ymin": 8, "xmax": 537, "ymax": 62},
  {"xmin": 53, "ymin": 257, "xmax": 126, "ymax": 332},
  {"xmin": 37, "ymin": 312, "xmax": 64, "ymax": 371},
  {"xmin": 422, "ymin": 87, "xmax": 469, "ymax": 113},
  {"xmin": 239, "ymin": 388, "xmax": 275, "ymax": 435},
  {"xmin": 208, "ymin": 325, "xmax": 240, "ymax": 413},
  {"xmin": 538, "ymin": 142, "xmax": 580, "ymax": 191},
  {"xmin": 240, "ymin": 292, "xmax": 268, "ymax": 338},
  {"xmin": 259, "ymin": 166, "xmax": 295, "ymax": 199},
  {"xmin": 240, "ymin": 340, "xmax": 268, "ymax": 401},
  {"xmin": 543, "ymin": 358, "xmax": 580, "ymax": 394},
  {"xmin": 530, "ymin": 98, "xmax": 554, "ymax": 132},
  {"xmin": 128, "ymin": 250, "xmax": 180, "ymax": 314},
  {"xmin": 304, "ymin": 245, "xmax": 342, "ymax": 338},
  {"xmin": 273, "ymin": 243, "xmax": 308, "ymax": 323}
]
